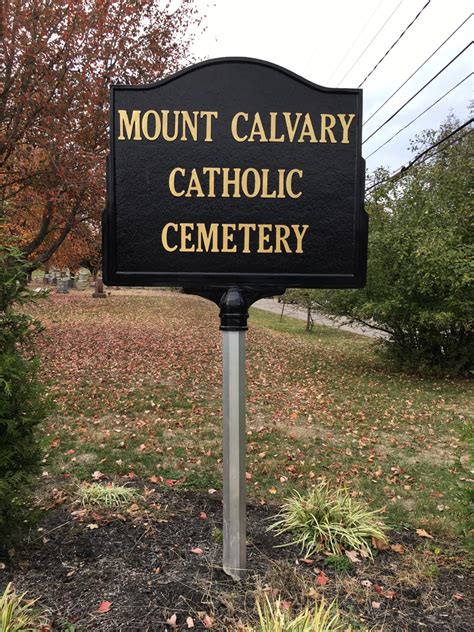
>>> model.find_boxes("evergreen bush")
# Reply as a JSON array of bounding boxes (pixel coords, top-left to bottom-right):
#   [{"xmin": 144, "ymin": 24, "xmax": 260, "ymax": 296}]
[{"xmin": 0, "ymin": 244, "xmax": 48, "ymax": 555}]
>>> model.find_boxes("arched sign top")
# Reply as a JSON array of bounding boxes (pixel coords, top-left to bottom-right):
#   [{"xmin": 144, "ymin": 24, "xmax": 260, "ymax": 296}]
[
  {"xmin": 111, "ymin": 57, "xmax": 361, "ymax": 97},
  {"xmin": 103, "ymin": 58, "xmax": 367, "ymax": 290}
]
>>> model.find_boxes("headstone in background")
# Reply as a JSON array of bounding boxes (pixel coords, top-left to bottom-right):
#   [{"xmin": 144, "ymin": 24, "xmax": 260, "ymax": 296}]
[
  {"xmin": 92, "ymin": 277, "xmax": 107, "ymax": 298},
  {"xmin": 76, "ymin": 270, "xmax": 89, "ymax": 291},
  {"xmin": 56, "ymin": 278, "xmax": 69, "ymax": 294}
]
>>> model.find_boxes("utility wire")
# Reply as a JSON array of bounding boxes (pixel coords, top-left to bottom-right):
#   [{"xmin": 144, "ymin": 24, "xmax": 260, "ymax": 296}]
[
  {"xmin": 363, "ymin": 41, "xmax": 473, "ymax": 145},
  {"xmin": 365, "ymin": 118, "xmax": 473, "ymax": 193},
  {"xmin": 364, "ymin": 13, "xmax": 473, "ymax": 126},
  {"xmin": 366, "ymin": 72, "xmax": 473, "ymax": 158},
  {"xmin": 358, "ymin": 0, "xmax": 432, "ymax": 87},
  {"xmin": 326, "ymin": 0, "xmax": 385, "ymax": 84},
  {"xmin": 337, "ymin": 0, "xmax": 404, "ymax": 87}
]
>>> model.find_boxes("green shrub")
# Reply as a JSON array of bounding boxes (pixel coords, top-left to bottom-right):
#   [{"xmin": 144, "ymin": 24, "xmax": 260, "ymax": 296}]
[
  {"xmin": 0, "ymin": 582, "xmax": 47, "ymax": 631},
  {"xmin": 254, "ymin": 595, "xmax": 344, "ymax": 632},
  {"xmin": 269, "ymin": 481, "xmax": 387, "ymax": 559},
  {"xmin": 0, "ymin": 244, "xmax": 48, "ymax": 555}
]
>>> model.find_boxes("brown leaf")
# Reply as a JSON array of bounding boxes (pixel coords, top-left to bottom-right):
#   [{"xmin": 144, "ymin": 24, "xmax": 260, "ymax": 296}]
[
  {"xmin": 191, "ymin": 547, "xmax": 204, "ymax": 555},
  {"xmin": 198, "ymin": 613, "xmax": 214, "ymax": 628},
  {"xmin": 199, "ymin": 512, "xmax": 208, "ymax": 520},
  {"xmin": 299, "ymin": 558, "xmax": 315, "ymax": 565},
  {"xmin": 371, "ymin": 601, "xmax": 381, "ymax": 609},
  {"xmin": 345, "ymin": 550, "xmax": 361, "ymax": 563},
  {"xmin": 316, "ymin": 570, "xmax": 329, "ymax": 586},
  {"xmin": 166, "ymin": 613, "xmax": 177, "ymax": 628},
  {"xmin": 384, "ymin": 590, "xmax": 396, "ymax": 600},
  {"xmin": 416, "ymin": 528, "xmax": 434, "ymax": 539},
  {"xmin": 96, "ymin": 601, "xmax": 112, "ymax": 613},
  {"xmin": 452, "ymin": 592, "xmax": 465, "ymax": 601},
  {"xmin": 372, "ymin": 536, "xmax": 389, "ymax": 550},
  {"xmin": 390, "ymin": 543, "xmax": 404, "ymax": 554},
  {"xmin": 186, "ymin": 616, "xmax": 195, "ymax": 628}
]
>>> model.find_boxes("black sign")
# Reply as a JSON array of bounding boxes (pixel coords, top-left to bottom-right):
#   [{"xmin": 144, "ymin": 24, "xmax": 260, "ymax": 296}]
[{"xmin": 103, "ymin": 58, "xmax": 367, "ymax": 289}]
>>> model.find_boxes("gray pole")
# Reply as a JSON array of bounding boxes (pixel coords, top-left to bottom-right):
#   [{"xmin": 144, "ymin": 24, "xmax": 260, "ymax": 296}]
[
  {"xmin": 219, "ymin": 287, "xmax": 248, "ymax": 580},
  {"xmin": 222, "ymin": 329, "xmax": 246, "ymax": 579}
]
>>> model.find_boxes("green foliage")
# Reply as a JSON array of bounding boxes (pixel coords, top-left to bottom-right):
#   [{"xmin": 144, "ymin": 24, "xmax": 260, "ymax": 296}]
[
  {"xmin": 0, "ymin": 243, "xmax": 48, "ymax": 554},
  {"xmin": 254, "ymin": 595, "xmax": 344, "ymax": 632},
  {"xmin": 76, "ymin": 482, "xmax": 139, "ymax": 508},
  {"xmin": 0, "ymin": 583, "xmax": 47, "ymax": 632},
  {"xmin": 270, "ymin": 481, "xmax": 387, "ymax": 559},
  {"xmin": 312, "ymin": 115, "xmax": 473, "ymax": 374}
]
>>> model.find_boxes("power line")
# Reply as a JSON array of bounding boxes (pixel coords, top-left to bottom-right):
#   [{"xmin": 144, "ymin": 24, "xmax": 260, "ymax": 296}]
[
  {"xmin": 326, "ymin": 0, "xmax": 385, "ymax": 84},
  {"xmin": 358, "ymin": 0, "xmax": 432, "ymax": 88},
  {"xmin": 366, "ymin": 72, "xmax": 473, "ymax": 158},
  {"xmin": 336, "ymin": 0, "xmax": 405, "ymax": 87},
  {"xmin": 365, "ymin": 118, "xmax": 473, "ymax": 193},
  {"xmin": 364, "ymin": 13, "xmax": 473, "ymax": 126},
  {"xmin": 363, "ymin": 41, "xmax": 473, "ymax": 145}
]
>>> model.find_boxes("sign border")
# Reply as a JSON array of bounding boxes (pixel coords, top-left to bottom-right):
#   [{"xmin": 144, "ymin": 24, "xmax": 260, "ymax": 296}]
[{"xmin": 103, "ymin": 57, "xmax": 367, "ymax": 289}]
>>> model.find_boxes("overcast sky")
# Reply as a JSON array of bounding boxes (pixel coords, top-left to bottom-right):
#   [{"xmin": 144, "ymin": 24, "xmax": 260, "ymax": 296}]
[{"xmin": 190, "ymin": 0, "xmax": 472, "ymax": 174}]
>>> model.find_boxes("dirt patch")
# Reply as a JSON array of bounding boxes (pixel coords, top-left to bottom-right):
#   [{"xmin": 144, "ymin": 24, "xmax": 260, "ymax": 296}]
[{"xmin": 2, "ymin": 483, "xmax": 472, "ymax": 632}]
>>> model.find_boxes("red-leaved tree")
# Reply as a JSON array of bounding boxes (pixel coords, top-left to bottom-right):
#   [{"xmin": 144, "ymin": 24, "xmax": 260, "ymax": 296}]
[{"xmin": 1, "ymin": 0, "xmax": 202, "ymax": 268}]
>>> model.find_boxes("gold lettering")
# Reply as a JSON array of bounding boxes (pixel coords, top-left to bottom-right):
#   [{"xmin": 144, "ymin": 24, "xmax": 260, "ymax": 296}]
[
  {"xmin": 222, "ymin": 168, "xmax": 241, "ymax": 198},
  {"xmin": 196, "ymin": 223, "xmax": 219, "ymax": 252},
  {"xmin": 180, "ymin": 223, "xmax": 195, "ymax": 252},
  {"xmin": 141, "ymin": 110, "xmax": 161, "ymax": 141},
  {"xmin": 238, "ymin": 223, "xmax": 256, "ymax": 253},
  {"xmin": 277, "ymin": 169, "xmax": 286, "ymax": 198},
  {"xmin": 298, "ymin": 113, "xmax": 317, "ymax": 143},
  {"xmin": 181, "ymin": 111, "xmax": 199, "ymax": 141},
  {"xmin": 202, "ymin": 167, "xmax": 221, "ymax": 197},
  {"xmin": 269, "ymin": 112, "xmax": 285, "ymax": 142},
  {"xmin": 292, "ymin": 224, "xmax": 309, "ymax": 253},
  {"xmin": 241, "ymin": 168, "xmax": 261, "ymax": 198},
  {"xmin": 185, "ymin": 169, "xmax": 205, "ymax": 198},
  {"xmin": 274, "ymin": 225, "xmax": 292, "ymax": 253},
  {"xmin": 283, "ymin": 112, "xmax": 302, "ymax": 142},
  {"xmin": 161, "ymin": 223, "xmax": 178, "ymax": 251},
  {"xmin": 221, "ymin": 224, "xmax": 237, "ymax": 253},
  {"xmin": 200, "ymin": 111, "xmax": 218, "ymax": 141},
  {"xmin": 231, "ymin": 112, "xmax": 248, "ymax": 142},
  {"xmin": 320, "ymin": 114, "xmax": 337, "ymax": 143},
  {"xmin": 118, "ymin": 109, "xmax": 142, "ymax": 140},
  {"xmin": 260, "ymin": 169, "xmax": 277, "ymax": 198},
  {"xmin": 286, "ymin": 169, "xmax": 303, "ymax": 198},
  {"xmin": 337, "ymin": 113, "xmax": 355, "ymax": 143},
  {"xmin": 161, "ymin": 110, "xmax": 180, "ymax": 142},
  {"xmin": 248, "ymin": 113, "xmax": 268, "ymax": 142},
  {"xmin": 168, "ymin": 167, "xmax": 186, "ymax": 197},
  {"xmin": 258, "ymin": 224, "xmax": 273, "ymax": 253}
]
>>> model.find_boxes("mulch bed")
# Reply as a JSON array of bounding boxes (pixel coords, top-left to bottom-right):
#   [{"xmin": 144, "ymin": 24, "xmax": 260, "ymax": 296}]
[{"xmin": 2, "ymin": 483, "xmax": 472, "ymax": 631}]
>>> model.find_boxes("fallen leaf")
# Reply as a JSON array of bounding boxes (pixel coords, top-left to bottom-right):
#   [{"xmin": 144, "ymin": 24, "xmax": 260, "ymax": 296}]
[
  {"xmin": 86, "ymin": 523, "xmax": 99, "ymax": 530},
  {"xmin": 96, "ymin": 601, "xmax": 112, "ymax": 613},
  {"xmin": 299, "ymin": 558, "xmax": 315, "ymax": 565},
  {"xmin": 148, "ymin": 475, "xmax": 160, "ymax": 483},
  {"xmin": 268, "ymin": 487, "xmax": 277, "ymax": 494},
  {"xmin": 384, "ymin": 590, "xmax": 396, "ymax": 600},
  {"xmin": 416, "ymin": 528, "xmax": 434, "ymax": 539},
  {"xmin": 0, "ymin": 562, "xmax": 6, "ymax": 570},
  {"xmin": 280, "ymin": 600, "xmax": 291, "ymax": 611},
  {"xmin": 361, "ymin": 579, "xmax": 373, "ymax": 588},
  {"xmin": 245, "ymin": 472, "xmax": 252, "ymax": 480},
  {"xmin": 199, "ymin": 512, "xmax": 208, "ymax": 520},
  {"xmin": 307, "ymin": 587, "xmax": 317, "ymax": 597},
  {"xmin": 166, "ymin": 613, "xmax": 177, "ymax": 628},
  {"xmin": 452, "ymin": 592, "xmax": 465, "ymax": 601},
  {"xmin": 372, "ymin": 536, "xmax": 389, "ymax": 550},
  {"xmin": 371, "ymin": 601, "xmax": 381, "ymax": 609},
  {"xmin": 186, "ymin": 616, "xmax": 195, "ymax": 628},
  {"xmin": 191, "ymin": 547, "xmax": 204, "ymax": 555},
  {"xmin": 198, "ymin": 613, "xmax": 214, "ymax": 628},
  {"xmin": 390, "ymin": 543, "xmax": 404, "ymax": 554},
  {"xmin": 345, "ymin": 550, "xmax": 361, "ymax": 563},
  {"xmin": 91, "ymin": 471, "xmax": 104, "ymax": 480},
  {"xmin": 374, "ymin": 585, "xmax": 384, "ymax": 594},
  {"xmin": 316, "ymin": 570, "xmax": 329, "ymax": 586},
  {"xmin": 208, "ymin": 488, "xmax": 217, "ymax": 495}
]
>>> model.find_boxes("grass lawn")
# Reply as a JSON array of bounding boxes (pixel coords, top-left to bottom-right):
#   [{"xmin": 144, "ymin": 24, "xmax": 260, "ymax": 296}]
[
  {"xmin": 31, "ymin": 290, "xmax": 472, "ymax": 542},
  {"xmin": 4, "ymin": 288, "xmax": 471, "ymax": 631}
]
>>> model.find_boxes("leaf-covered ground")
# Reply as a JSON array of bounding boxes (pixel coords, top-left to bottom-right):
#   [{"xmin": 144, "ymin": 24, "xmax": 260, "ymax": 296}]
[{"xmin": 3, "ymin": 289, "xmax": 472, "ymax": 630}]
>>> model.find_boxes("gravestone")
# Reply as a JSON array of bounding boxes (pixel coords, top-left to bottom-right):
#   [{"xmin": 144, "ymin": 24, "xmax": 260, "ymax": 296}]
[{"xmin": 92, "ymin": 277, "xmax": 107, "ymax": 298}]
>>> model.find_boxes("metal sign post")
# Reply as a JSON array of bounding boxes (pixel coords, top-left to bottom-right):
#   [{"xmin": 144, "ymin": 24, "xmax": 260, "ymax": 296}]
[{"xmin": 220, "ymin": 288, "xmax": 247, "ymax": 579}]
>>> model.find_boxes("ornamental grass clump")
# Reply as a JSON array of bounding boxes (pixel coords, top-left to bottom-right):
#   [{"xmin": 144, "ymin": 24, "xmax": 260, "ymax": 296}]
[
  {"xmin": 255, "ymin": 595, "xmax": 343, "ymax": 632},
  {"xmin": 0, "ymin": 583, "xmax": 47, "ymax": 632},
  {"xmin": 77, "ymin": 482, "xmax": 139, "ymax": 508},
  {"xmin": 270, "ymin": 481, "xmax": 387, "ymax": 559}
]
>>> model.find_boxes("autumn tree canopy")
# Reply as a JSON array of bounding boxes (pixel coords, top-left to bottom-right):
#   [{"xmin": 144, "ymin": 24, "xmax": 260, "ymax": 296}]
[{"xmin": 1, "ymin": 0, "xmax": 201, "ymax": 269}]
